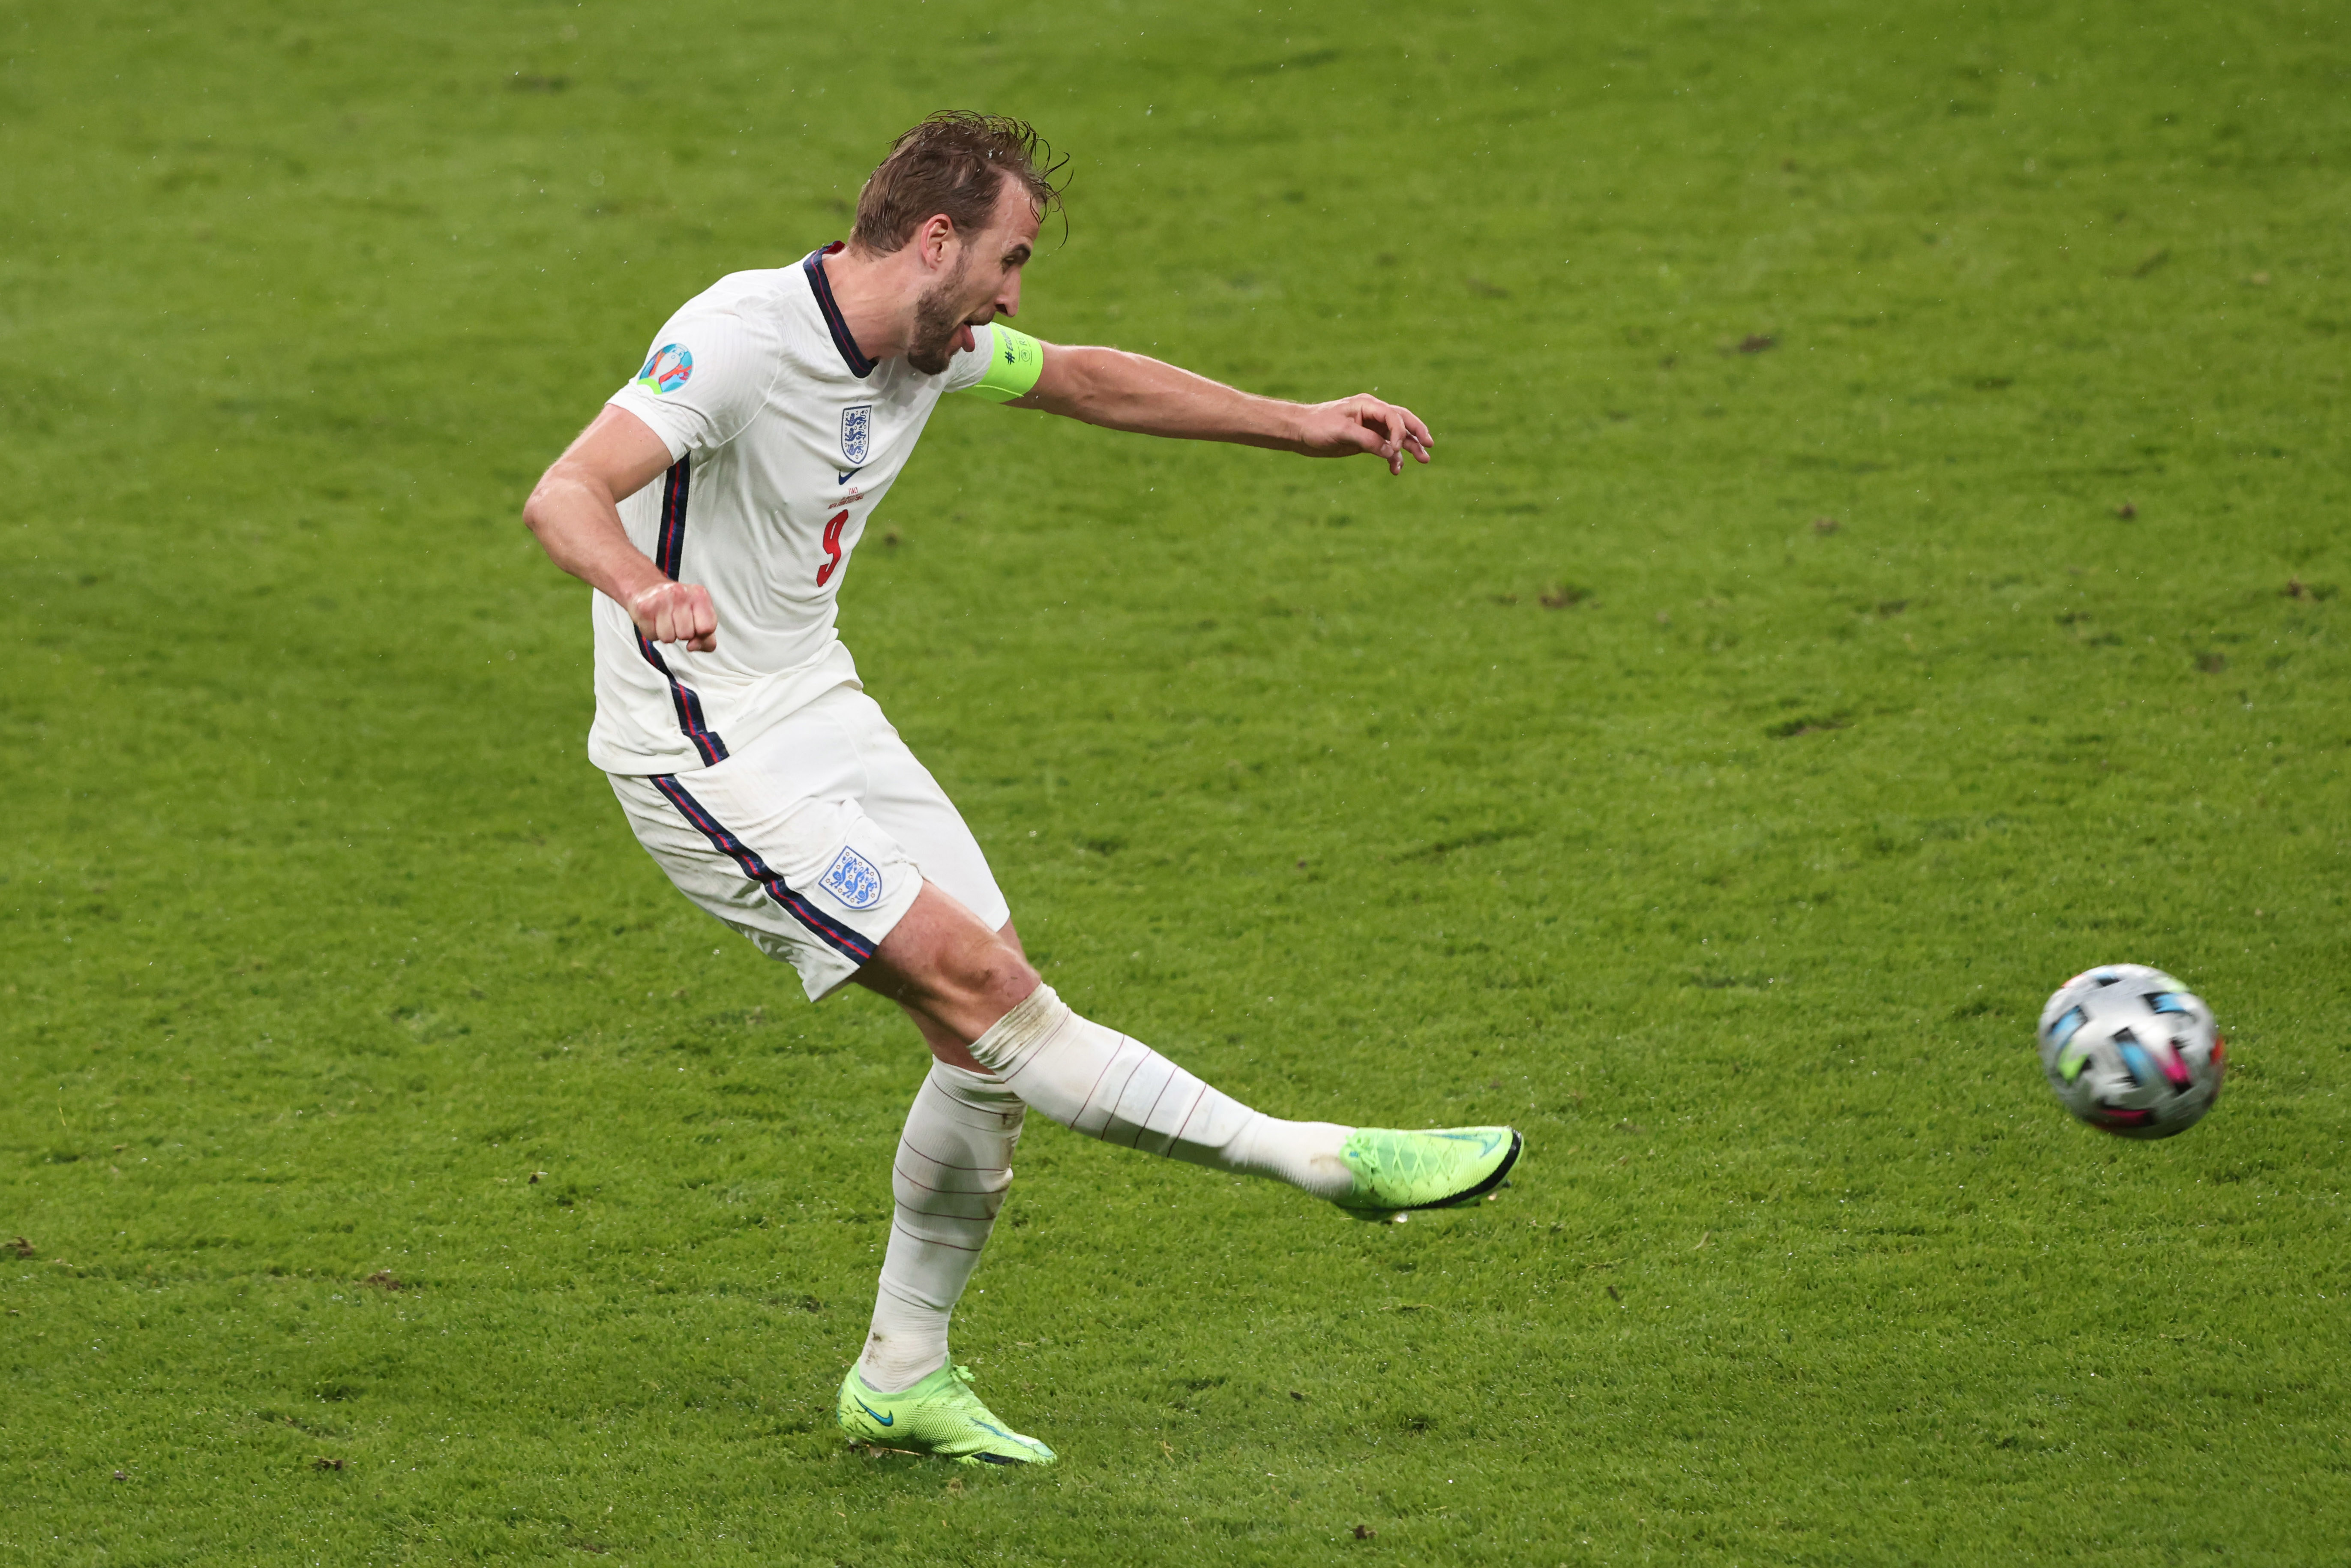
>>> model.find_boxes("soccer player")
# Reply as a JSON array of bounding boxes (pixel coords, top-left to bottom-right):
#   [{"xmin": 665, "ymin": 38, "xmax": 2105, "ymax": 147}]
[{"xmin": 522, "ymin": 113, "xmax": 1520, "ymax": 1467}]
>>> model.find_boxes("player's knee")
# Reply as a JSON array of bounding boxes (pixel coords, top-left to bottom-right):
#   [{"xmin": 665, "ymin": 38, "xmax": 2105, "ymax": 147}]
[
  {"xmin": 951, "ymin": 930, "xmax": 1038, "ymax": 1020},
  {"xmin": 907, "ymin": 928, "xmax": 1036, "ymax": 1046},
  {"xmin": 861, "ymin": 892, "xmax": 1038, "ymax": 1040}
]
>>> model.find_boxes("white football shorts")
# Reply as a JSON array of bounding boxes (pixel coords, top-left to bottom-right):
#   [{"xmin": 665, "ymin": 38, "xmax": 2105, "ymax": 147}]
[{"xmin": 607, "ymin": 683, "xmax": 1010, "ymax": 1001}]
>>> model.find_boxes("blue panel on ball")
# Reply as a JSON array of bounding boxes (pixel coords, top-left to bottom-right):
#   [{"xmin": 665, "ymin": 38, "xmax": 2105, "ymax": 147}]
[
  {"xmin": 2046, "ymin": 1005, "xmax": 2088, "ymax": 1049},
  {"xmin": 2119, "ymin": 1040, "xmax": 2156, "ymax": 1087}
]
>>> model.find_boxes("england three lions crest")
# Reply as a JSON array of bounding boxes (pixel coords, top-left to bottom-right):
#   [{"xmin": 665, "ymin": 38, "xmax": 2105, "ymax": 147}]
[
  {"xmin": 840, "ymin": 404, "xmax": 872, "ymax": 467},
  {"xmin": 820, "ymin": 846, "xmax": 884, "ymax": 911}
]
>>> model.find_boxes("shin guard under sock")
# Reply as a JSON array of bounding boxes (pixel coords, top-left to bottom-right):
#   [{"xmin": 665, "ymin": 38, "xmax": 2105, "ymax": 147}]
[
  {"xmin": 855, "ymin": 1060, "xmax": 1024, "ymax": 1394},
  {"xmin": 965, "ymin": 984, "xmax": 1352, "ymax": 1199}
]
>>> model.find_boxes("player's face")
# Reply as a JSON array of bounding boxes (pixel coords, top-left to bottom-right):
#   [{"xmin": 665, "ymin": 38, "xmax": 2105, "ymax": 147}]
[
  {"xmin": 960, "ymin": 177, "xmax": 1041, "ymax": 325},
  {"xmin": 907, "ymin": 178, "xmax": 1041, "ymax": 373}
]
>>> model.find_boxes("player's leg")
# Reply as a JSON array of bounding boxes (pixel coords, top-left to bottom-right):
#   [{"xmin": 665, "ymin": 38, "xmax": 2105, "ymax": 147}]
[
  {"xmin": 850, "ymin": 917, "xmax": 1027, "ymax": 1394},
  {"xmin": 856, "ymin": 886, "xmax": 1520, "ymax": 1211},
  {"xmin": 846, "ymin": 696, "xmax": 1519, "ymax": 1211},
  {"xmin": 852, "ymin": 1052, "xmax": 1020, "ymax": 1391},
  {"xmin": 604, "ymin": 704, "xmax": 1015, "ymax": 1397},
  {"xmin": 602, "ymin": 708, "xmax": 1055, "ymax": 1464},
  {"xmin": 843, "ymin": 902, "xmax": 1029, "ymax": 1400},
  {"xmin": 813, "ymin": 693, "xmax": 1029, "ymax": 1400},
  {"xmin": 865, "ymin": 869, "xmax": 1354, "ymax": 1189},
  {"xmin": 831, "ymin": 701, "xmax": 1445, "ymax": 1199}
]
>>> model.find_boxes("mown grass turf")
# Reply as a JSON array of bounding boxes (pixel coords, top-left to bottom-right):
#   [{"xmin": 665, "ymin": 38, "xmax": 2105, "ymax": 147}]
[{"xmin": 5, "ymin": 1, "xmax": 2349, "ymax": 1562}]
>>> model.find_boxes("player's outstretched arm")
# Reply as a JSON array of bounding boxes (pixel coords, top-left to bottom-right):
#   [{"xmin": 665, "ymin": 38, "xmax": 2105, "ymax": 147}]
[
  {"xmin": 1009, "ymin": 342, "xmax": 1433, "ymax": 476},
  {"xmin": 522, "ymin": 406, "xmax": 719, "ymax": 651}
]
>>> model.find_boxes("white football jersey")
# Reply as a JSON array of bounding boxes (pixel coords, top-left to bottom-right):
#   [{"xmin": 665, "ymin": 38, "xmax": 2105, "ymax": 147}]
[{"xmin": 589, "ymin": 245, "xmax": 1002, "ymax": 774}]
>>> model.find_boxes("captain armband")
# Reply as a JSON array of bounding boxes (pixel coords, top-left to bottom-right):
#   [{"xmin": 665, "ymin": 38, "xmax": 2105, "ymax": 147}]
[{"xmin": 962, "ymin": 324, "xmax": 1046, "ymax": 404}]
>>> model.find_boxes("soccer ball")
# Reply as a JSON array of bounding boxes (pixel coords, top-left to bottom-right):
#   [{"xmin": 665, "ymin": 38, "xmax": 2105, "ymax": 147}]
[{"xmin": 2036, "ymin": 964, "xmax": 2224, "ymax": 1139}]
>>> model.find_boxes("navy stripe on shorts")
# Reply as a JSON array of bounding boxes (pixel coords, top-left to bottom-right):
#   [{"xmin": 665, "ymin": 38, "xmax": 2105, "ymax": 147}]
[{"xmin": 650, "ymin": 774, "xmax": 876, "ymax": 965}]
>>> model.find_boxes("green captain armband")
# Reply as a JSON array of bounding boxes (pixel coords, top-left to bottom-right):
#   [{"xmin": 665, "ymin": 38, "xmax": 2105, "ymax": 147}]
[{"xmin": 963, "ymin": 324, "xmax": 1046, "ymax": 403}]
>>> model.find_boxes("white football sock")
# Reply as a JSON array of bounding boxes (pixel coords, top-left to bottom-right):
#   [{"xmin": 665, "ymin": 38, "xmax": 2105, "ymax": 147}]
[
  {"xmin": 966, "ymin": 984, "xmax": 1354, "ymax": 1199},
  {"xmin": 855, "ymin": 1059, "xmax": 1024, "ymax": 1394}
]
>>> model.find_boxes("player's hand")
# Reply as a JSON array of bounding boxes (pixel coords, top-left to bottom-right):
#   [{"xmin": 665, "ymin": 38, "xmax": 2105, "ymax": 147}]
[
  {"xmin": 627, "ymin": 581, "xmax": 718, "ymax": 652},
  {"xmin": 1294, "ymin": 394, "xmax": 1434, "ymax": 475}
]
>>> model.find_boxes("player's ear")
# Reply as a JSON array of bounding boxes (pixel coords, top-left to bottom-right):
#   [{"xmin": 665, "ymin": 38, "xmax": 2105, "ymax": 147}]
[{"xmin": 918, "ymin": 211, "xmax": 958, "ymax": 268}]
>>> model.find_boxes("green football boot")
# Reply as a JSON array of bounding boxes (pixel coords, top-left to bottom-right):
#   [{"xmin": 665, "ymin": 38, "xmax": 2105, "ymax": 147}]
[
  {"xmin": 1334, "ymin": 1126, "xmax": 1523, "ymax": 1220},
  {"xmin": 836, "ymin": 1362, "xmax": 1057, "ymax": 1468}
]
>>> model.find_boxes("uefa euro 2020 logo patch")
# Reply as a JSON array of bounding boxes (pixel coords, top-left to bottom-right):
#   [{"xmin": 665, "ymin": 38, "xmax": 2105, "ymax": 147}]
[
  {"xmin": 820, "ymin": 846, "xmax": 883, "ymax": 911},
  {"xmin": 840, "ymin": 404, "xmax": 872, "ymax": 467},
  {"xmin": 637, "ymin": 343, "xmax": 693, "ymax": 396}
]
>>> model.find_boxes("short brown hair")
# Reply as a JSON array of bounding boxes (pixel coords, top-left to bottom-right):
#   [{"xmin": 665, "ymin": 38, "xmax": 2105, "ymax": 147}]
[{"xmin": 849, "ymin": 112, "xmax": 1066, "ymax": 254}]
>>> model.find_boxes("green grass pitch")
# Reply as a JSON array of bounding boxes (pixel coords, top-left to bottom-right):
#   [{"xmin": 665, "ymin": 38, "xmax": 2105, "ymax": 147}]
[{"xmin": 4, "ymin": 1, "xmax": 2348, "ymax": 1562}]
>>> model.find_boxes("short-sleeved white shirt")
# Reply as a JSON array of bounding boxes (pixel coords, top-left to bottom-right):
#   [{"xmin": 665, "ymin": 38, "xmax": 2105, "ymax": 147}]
[{"xmin": 589, "ymin": 245, "xmax": 998, "ymax": 774}]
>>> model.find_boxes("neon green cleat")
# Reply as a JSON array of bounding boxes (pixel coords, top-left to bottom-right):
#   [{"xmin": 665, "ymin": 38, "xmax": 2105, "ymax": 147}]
[
  {"xmin": 836, "ymin": 1363, "xmax": 1057, "ymax": 1468},
  {"xmin": 1334, "ymin": 1126, "xmax": 1522, "ymax": 1220}
]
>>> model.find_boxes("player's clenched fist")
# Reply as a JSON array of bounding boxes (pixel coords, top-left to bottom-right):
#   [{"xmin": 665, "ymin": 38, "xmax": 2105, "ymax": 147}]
[{"xmin": 628, "ymin": 580, "xmax": 718, "ymax": 651}]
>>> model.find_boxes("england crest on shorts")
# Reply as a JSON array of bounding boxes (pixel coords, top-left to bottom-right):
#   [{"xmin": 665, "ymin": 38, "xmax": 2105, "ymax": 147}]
[
  {"xmin": 839, "ymin": 404, "xmax": 872, "ymax": 467},
  {"xmin": 820, "ymin": 846, "xmax": 883, "ymax": 910}
]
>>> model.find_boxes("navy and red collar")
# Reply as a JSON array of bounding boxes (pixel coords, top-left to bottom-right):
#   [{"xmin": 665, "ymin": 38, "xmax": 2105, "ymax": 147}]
[{"xmin": 801, "ymin": 242, "xmax": 876, "ymax": 379}]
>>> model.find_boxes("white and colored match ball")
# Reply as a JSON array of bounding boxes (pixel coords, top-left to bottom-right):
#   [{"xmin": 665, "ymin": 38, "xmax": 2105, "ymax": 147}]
[{"xmin": 2036, "ymin": 964, "xmax": 2225, "ymax": 1139}]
